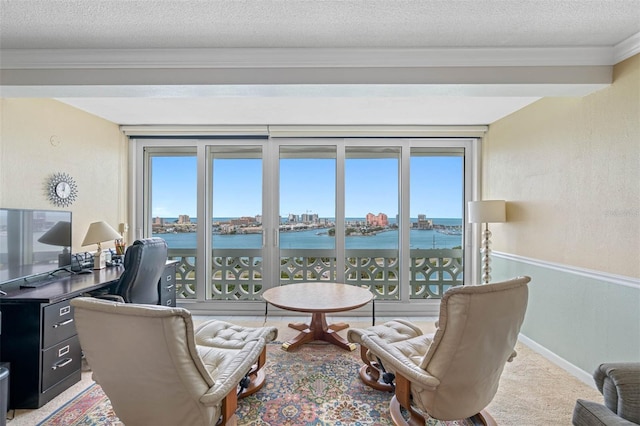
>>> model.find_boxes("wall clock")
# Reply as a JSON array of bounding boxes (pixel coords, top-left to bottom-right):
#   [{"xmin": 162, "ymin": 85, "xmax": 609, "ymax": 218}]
[{"xmin": 47, "ymin": 172, "xmax": 78, "ymax": 207}]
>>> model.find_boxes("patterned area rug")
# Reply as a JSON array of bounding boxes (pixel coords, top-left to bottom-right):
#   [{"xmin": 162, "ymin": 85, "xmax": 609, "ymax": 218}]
[{"xmin": 39, "ymin": 343, "xmax": 479, "ymax": 425}]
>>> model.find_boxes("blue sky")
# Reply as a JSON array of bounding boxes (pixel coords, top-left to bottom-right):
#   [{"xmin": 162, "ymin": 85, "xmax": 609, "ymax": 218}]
[{"xmin": 151, "ymin": 155, "xmax": 462, "ymax": 219}]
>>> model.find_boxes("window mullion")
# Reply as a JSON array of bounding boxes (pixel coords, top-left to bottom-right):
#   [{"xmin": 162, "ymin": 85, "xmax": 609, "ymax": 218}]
[{"xmin": 335, "ymin": 141, "xmax": 346, "ymax": 282}]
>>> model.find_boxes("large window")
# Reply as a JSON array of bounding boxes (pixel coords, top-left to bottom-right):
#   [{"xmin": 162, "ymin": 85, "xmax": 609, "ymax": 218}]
[
  {"xmin": 409, "ymin": 150, "xmax": 465, "ymax": 298},
  {"xmin": 279, "ymin": 145, "xmax": 337, "ymax": 284},
  {"xmin": 136, "ymin": 137, "xmax": 474, "ymax": 311},
  {"xmin": 345, "ymin": 147, "xmax": 400, "ymax": 299},
  {"xmin": 147, "ymin": 150, "xmax": 197, "ymax": 299},
  {"xmin": 210, "ymin": 146, "xmax": 264, "ymax": 300}
]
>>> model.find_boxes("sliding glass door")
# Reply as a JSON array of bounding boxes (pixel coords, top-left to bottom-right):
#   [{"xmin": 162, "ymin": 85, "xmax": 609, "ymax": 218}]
[{"xmin": 137, "ymin": 137, "xmax": 474, "ymax": 310}]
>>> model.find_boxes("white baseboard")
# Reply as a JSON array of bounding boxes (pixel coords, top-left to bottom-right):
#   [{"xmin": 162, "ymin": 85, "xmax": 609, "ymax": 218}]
[{"xmin": 518, "ymin": 333, "xmax": 596, "ymax": 389}]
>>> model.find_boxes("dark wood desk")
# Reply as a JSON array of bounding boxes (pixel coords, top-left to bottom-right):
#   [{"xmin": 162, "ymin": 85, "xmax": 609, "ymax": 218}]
[{"xmin": 0, "ymin": 267, "xmax": 123, "ymax": 409}]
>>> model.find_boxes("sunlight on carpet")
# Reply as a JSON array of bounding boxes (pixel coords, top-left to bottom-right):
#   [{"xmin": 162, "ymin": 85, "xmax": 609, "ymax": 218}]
[{"xmin": 38, "ymin": 343, "xmax": 479, "ymax": 425}]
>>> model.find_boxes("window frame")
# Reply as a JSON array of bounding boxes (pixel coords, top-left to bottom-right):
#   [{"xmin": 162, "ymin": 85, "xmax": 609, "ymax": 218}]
[{"xmin": 132, "ymin": 136, "xmax": 478, "ymax": 315}]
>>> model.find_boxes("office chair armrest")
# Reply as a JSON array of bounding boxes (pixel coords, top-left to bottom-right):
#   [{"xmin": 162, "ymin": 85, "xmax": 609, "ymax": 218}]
[
  {"xmin": 93, "ymin": 294, "xmax": 126, "ymax": 303},
  {"xmin": 361, "ymin": 334, "xmax": 440, "ymax": 390},
  {"xmin": 200, "ymin": 339, "xmax": 265, "ymax": 405}
]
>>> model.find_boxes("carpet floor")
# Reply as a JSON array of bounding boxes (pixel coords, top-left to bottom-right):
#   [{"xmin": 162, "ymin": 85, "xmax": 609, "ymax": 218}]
[
  {"xmin": 10, "ymin": 317, "xmax": 603, "ymax": 425},
  {"xmin": 37, "ymin": 343, "xmax": 483, "ymax": 426}
]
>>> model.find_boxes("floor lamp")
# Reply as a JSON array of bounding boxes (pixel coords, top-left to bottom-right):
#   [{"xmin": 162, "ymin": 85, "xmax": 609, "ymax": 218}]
[{"xmin": 468, "ymin": 200, "xmax": 506, "ymax": 284}]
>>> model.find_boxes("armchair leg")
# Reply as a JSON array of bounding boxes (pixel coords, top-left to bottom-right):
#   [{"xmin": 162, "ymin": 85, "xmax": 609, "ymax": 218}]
[
  {"xmin": 358, "ymin": 345, "xmax": 395, "ymax": 392},
  {"xmin": 389, "ymin": 373, "xmax": 425, "ymax": 426},
  {"xmin": 238, "ymin": 346, "xmax": 268, "ymax": 398}
]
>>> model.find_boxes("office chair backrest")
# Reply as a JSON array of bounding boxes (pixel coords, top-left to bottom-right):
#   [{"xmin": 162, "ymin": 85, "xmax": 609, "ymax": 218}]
[
  {"xmin": 114, "ymin": 237, "xmax": 168, "ymax": 304},
  {"xmin": 418, "ymin": 276, "xmax": 530, "ymax": 420}
]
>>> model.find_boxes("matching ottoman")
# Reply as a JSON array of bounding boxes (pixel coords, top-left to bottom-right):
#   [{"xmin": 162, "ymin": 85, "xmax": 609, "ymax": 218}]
[{"xmin": 195, "ymin": 320, "xmax": 278, "ymax": 398}]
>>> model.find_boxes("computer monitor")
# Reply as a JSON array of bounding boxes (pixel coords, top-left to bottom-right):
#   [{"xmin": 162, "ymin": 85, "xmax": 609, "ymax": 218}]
[{"xmin": 0, "ymin": 208, "xmax": 72, "ymax": 283}]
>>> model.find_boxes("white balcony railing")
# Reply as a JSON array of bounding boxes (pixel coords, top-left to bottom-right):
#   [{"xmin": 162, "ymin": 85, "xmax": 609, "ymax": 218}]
[{"xmin": 167, "ymin": 248, "xmax": 463, "ymax": 301}]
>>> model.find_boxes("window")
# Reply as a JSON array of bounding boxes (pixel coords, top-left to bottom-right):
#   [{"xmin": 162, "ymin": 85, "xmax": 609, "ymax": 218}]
[{"xmin": 135, "ymin": 137, "xmax": 474, "ymax": 313}]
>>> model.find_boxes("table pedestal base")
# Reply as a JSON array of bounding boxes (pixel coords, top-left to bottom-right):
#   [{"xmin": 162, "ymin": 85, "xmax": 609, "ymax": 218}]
[{"xmin": 282, "ymin": 312, "xmax": 357, "ymax": 351}]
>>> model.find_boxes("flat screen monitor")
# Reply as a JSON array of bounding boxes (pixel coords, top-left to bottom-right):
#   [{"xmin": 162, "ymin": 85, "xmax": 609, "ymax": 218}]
[{"xmin": 0, "ymin": 208, "xmax": 72, "ymax": 283}]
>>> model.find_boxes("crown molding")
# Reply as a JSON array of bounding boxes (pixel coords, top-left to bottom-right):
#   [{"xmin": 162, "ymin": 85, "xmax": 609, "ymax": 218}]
[
  {"xmin": 614, "ymin": 31, "xmax": 640, "ymax": 63},
  {"xmin": 0, "ymin": 46, "xmax": 618, "ymax": 70}
]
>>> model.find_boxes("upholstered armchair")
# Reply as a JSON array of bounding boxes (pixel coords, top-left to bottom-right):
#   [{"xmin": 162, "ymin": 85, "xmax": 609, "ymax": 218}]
[
  {"xmin": 572, "ymin": 363, "xmax": 640, "ymax": 426},
  {"xmin": 71, "ymin": 297, "xmax": 278, "ymax": 426},
  {"xmin": 349, "ymin": 276, "xmax": 530, "ymax": 426}
]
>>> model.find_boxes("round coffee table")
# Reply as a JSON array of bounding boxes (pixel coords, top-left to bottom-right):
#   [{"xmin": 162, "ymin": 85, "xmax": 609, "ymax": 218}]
[{"xmin": 262, "ymin": 282, "xmax": 373, "ymax": 351}]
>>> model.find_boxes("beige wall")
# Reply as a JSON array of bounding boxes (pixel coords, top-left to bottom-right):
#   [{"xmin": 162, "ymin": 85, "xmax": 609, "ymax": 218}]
[
  {"xmin": 0, "ymin": 98, "xmax": 128, "ymax": 253},
  {"xmin": 484, "ymin": 54, "xmax": 640, "ymax": 278}
]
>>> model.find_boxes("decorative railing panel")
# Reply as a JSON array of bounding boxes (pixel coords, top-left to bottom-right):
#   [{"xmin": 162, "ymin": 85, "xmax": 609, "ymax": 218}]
[
  {"xmin": 212, "ymin": 249, "xmax": 263, "ymax": 300},
  {"xmin": 345, "ymin": 249, "xmax": 400, "ymax": 300},
  {"xmin": 410, "ymin": 248, "xmax": 463, "ymax": 299},
  {"xmin": 167, "ymin": 249, "xmax": 197, "ymax": 299},
  {"xmin": 166, "ymin": 248, "xmax": 463, "ymax": 301},
  {"xmin": 280, "ymin": 249, "xmax": 336, "ymax": 283}
]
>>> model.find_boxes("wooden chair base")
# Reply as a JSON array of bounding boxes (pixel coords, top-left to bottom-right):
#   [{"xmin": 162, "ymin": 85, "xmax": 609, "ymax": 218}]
[
  {"xmin": 389, "ymin": 396, "xmax": 497, "ymax": 426},
  {"xmin": 357, "ymin": 345, "xmax": 395, "ymax": 391},
  {"xmin": 358, "ymin": 364, "xmax": 395, "ymax": 392},
  {"xmin": 238, "ymin": 346, "xmax": 268, "ymax": 398}
]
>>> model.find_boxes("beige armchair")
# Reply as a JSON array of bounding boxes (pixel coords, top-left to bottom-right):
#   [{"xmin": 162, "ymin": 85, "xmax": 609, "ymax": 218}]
[
  {"xmin": 350, "ymin": 276, "xmax": 530, "ymax": 426},
  {"xmin": 70, "ymin": 297, "xmax": 278, "ymax": 426}
]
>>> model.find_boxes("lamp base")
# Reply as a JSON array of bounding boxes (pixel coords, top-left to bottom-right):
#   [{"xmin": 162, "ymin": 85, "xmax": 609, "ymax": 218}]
[{"xmin": 93, "ymin": 250, "xmax": 106, "ymax": 270}]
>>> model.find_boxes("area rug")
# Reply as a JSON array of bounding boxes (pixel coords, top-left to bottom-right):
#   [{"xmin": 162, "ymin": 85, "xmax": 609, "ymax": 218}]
[{"xmin": 39, "ymin": 343, "xmax": 479, "ymax": 425}]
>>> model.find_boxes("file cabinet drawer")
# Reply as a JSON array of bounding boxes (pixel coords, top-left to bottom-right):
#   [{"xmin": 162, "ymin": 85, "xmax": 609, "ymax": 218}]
[
  {"xmin": 41, "ymin": 335, "xmax": 81, "ymax": 391},
  {"xmin": 42, "ymin": 300, "xmax": 76, "ymax": 348}
]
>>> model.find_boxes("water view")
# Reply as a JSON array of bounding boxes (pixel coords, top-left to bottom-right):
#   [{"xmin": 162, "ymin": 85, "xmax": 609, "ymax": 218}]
[{"xmin": 154, "ymin": 218, "xmax": 463, "ymax": 250}]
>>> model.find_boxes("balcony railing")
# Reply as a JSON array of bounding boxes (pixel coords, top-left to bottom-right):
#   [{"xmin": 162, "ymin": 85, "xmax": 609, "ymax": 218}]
[{"xmin": 167, "ymin": 248, "xmax": 463, "ymax": 301}]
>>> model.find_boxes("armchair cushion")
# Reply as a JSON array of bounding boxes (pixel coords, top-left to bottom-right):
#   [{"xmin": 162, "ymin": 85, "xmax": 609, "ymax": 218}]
[{"xmin": 573, "ymin": 399, "xmax": 639, "ymax": 426}]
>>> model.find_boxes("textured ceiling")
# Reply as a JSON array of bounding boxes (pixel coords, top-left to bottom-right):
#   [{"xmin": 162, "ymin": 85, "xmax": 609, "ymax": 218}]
[
  {"xmin": 1, "ymin": 0, "xmax": 639, "ymax": 126},
  {"xmin": 2, "ymin": 0, "xmax": 639, "ymax": 49}
]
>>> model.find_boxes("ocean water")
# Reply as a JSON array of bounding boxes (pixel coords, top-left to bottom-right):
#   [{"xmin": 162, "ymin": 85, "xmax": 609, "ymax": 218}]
[{"xmin": 155, "ymin": 218, "xmax": 463, "ymax": 250}]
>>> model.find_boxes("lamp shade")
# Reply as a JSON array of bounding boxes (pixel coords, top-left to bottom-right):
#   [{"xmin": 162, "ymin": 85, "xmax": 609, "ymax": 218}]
[
  {"xmin": 82, "ymin": 221, "xmax": 121, "ymax": 246},
  {"xmin": 468, "ymin": 200, "xmax": 506, "ymax": 223},
  {"xmin": 38, "ymin": 221, "xmax": 71, "ymax": 247}
]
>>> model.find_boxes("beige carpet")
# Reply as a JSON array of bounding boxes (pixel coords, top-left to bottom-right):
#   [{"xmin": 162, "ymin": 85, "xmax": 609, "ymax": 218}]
[{"xmin": 8, "ymin": 316, "xmax": 603, "ymax": 426}]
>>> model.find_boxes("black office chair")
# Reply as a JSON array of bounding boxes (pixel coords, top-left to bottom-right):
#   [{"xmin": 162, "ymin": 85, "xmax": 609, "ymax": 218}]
[{"xmin": 107, "ymin": 237, "xmax": 168, "ymax": 305}]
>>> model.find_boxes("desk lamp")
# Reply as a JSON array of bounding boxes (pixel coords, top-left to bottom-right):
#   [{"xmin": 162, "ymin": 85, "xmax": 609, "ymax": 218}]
[
  {"xmin": 82, "ymin": 221, "xmax": 121, "ymax": 269},
  {"xmin": 38, "ymin": 220, "xmax": 71, "ymax": 267},
  {"xmin": 468, "ymin": 200, "xmax": 506, "ymax": 284}
]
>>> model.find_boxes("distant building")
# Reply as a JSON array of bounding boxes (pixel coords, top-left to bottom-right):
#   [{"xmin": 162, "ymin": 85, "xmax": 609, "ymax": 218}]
[
  {"xmin": 301, "ymin": 212, "xmax": 318, "ymax": 223},
  {"xmin": 366, "ymin": 212, "xmax": 388, "ymax": 227},
  {"xmin": 415, "ymin": 214, "xmax": 433, "ymax": 230},
  {"xmin": 153, "ymin": 216, "xmax": 164, "ymax": 225},
  {"xmin": 178, "ymin": 215, "xmax": 190, "ymax": 224},
  {"xmin": 231, "ymin": 216, "xmax": 254, "ymax": 226}
]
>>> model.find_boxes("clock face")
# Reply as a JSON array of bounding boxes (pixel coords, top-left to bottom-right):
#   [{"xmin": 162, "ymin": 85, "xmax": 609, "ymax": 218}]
[
  {"xmin": 56, "ymin": 182, "xmax": 71, "ymax": 198},
  {"xmin": 47, "ymin": 172, "xmax": 78, "ymax": 207}
]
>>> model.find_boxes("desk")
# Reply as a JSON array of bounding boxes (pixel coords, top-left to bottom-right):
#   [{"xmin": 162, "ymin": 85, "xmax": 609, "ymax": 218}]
[
  {"xmin": 0, "ymin": 267, "xmax": 123, "ymax": 409},
  {"xmin": 262, "ymin": 282, "xmax": 373, "ymax": 351}
]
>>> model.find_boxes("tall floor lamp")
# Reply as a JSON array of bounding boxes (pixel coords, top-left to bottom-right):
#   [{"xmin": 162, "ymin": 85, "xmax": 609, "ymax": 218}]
[{"xmin": 468, "ymin": 200, "xmax": 506, "ymax": 284}]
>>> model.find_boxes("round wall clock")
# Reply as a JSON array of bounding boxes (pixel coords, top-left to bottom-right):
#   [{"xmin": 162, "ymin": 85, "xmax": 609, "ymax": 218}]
[{"xmin": 47, "ymin": 172, "xmax": 78, "ymax": 207}]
